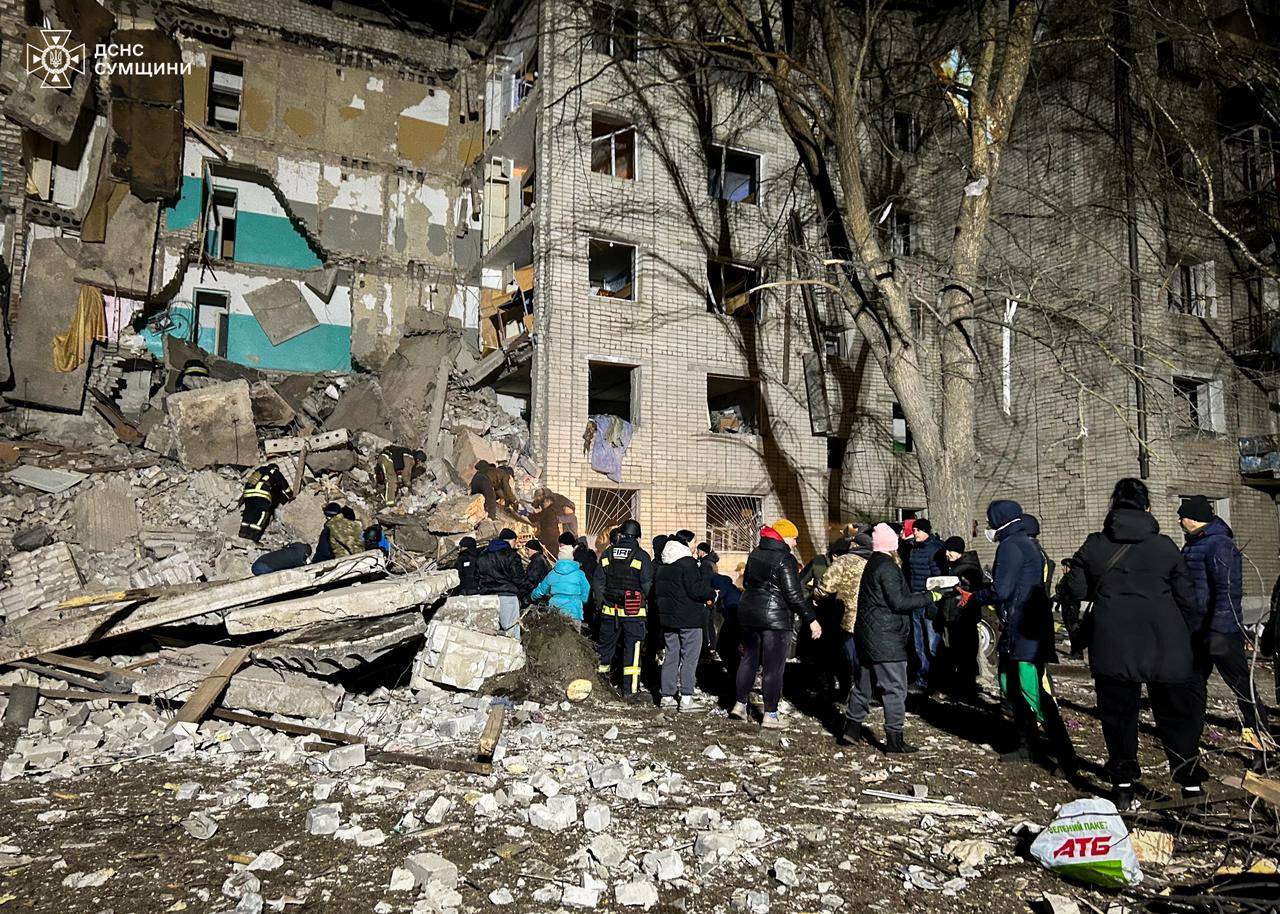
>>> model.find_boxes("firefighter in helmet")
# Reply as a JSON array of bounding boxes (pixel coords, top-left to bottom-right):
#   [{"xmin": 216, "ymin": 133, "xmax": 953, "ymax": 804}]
[
  {"xmin": 592, "ymin": 519, "xmax": 654, "ymax": 702},
  {"xmin": 238, "ymin": 463, "xmax": 292, "ymax": 543}
]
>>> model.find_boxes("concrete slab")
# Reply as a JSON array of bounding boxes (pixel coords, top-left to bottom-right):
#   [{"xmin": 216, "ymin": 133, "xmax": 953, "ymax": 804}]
[
  {"xmin": 73, "ymin": 192, "xmax": 161, "ymax": 298},
  {"xmin": 411, "ymin": 621, "xmax": 525, "ymax": 692},
  {"xmin": 7, "ymin": 466, "xmax": 87, "ymax": 494},
  {"xmin": 243, "ymin": 281, "xmax": 319, "ymax": 346},
  {"xmin": 254, "ymin": 610, "xmax": 429, "ymax": 676},
  {"xmin": 166, "ymin": 379, "xmax": 259, "ymax": 469},
  {"xmin": 69, "ymin": 476, "xmax": 140, "ymax": 553}
]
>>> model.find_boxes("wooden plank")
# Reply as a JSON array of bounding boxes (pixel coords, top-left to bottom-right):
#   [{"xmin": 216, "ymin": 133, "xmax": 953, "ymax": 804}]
[
  {"xmin": 301, "ymin": 742, "xmax": 491, "ymax": 776},
  {"xmin": 0, "ymin": 551, "xmax": 386, "ymax": 664},
  {"xmin": 211, "ymin": 709, "xmax": 361, "ymax": 745},
  {"xmin": 1242, "ymin": 771, "xmax": 1280, "ymax": 807},
  {"xmin": 477, "ymin": 705, "xmax": 506, "ymax": 762},
  {"xmin": 169, "ymin": 647, "xmax": 250, "ymax": 727},
  {"xmin": 38, "ymin": 652, "xmax": 139, "ymax": 680}
]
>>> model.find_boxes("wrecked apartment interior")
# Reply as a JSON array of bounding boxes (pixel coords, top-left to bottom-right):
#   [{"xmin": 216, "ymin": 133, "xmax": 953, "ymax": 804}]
[{"xmin": 0, "ymin": 0, "xmax": 1278, "ymax": 913}]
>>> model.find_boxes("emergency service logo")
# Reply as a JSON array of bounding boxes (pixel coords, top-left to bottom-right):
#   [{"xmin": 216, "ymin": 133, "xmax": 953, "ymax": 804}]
[{"xmin": 25, "ymin": 29, "xmax": 86, "ymax": 90}]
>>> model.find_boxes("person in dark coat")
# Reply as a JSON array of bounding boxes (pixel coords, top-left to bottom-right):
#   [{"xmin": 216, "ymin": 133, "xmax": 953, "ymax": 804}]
[
  {"xmin": 972, "ymin": 501, "xmax": 1076, "ymax": 771},
  {"xmin": 697, "ymin": 542, "xmax": 720, "ymax": 576},
  {"xmin": 470, "ymin": 460, "xmax": 499, "ymax": 518},
  {"xmin": 842, "ymin": 523, "xmax": 938, "ymax": 753},
  {"xmin": 593, "ymin": 520, "xmax": 654, "ymax": 702},
  {"xmin": 904, "ymin": 519, "xmax": 944, "ymax": 690},
  {"xmin": 730, "ymin": 519, "xmax": 819, "ymax": 729},
  {"xmin": 655, "ymin": 538, "xmax": 716, "ymax": 710},
  {"xmin": 710, "ymin": 566, "xmax": 743, "ymax": 676},
  {"xmin": 476, "ymin": 528, "xmax": 528, "ymax": 637},
  {"xmin": 524, "ymin": 538, "xmax": 551, "ymax": 590},
  {"xmin": 1060, "ymin": 478, "xmax": 1208, "ymax": 807},
  {"xmin": 1178, "ymin": 495, "xmax": 1271, "ymax": 751},
  {"xmin": 252, "ymin": 542, "xmax": 311, "ymax": 575},
  {"xmin": 453, "ymin": 536, "xmax": 481, "ymax": 596},
  {"xmin": 932, "ymin": 536, "xmax": 983, "ymax": 699}
]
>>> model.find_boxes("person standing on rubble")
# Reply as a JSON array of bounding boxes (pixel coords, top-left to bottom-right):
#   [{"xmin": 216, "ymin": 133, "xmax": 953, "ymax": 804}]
[
  {"xmin": 531, "ymin": 542, "xmax": 592, "ymax": 623},
  {"xmin": 970, "ymin": 500, "xmax": 1077, "ymax": 774},
  {"xmin": 477, "ymin": 528, "xmax": 529, "ymax": 636},
  {"xmin": 238, "ymin": 463, "xmax": 291, "ymax": 543},
  {"xmin": 655, "ymin": 536, "xmax": 716, "ymax": 711},
  {"xmin": 376, "ymin": 446, "xmax": 425, "ymax": 507},
  {"xmin": 1059, "ymin": 478, "xmax": 1209, "ymax": 808},
  {"xmin": 453, "ymin": 536, "xmax": 481, "ymax": 596},
  {"xmin": 731, "ymin": 519, "xmax": 819, "ymax": 729},
  {"xmin": 472, "ymin": 460, "xmax": 499, "ymax": 518},
  {"xmin": 593, "ymin": 519, "xmax": 653, "ymax": 703},
  {"xmin": 813, "ymin": 534, "xmax": 871, "ymax": 710},
  {"xmin": 1177, "ymin": 495, "xmax": 1273, "ymax": 754}
]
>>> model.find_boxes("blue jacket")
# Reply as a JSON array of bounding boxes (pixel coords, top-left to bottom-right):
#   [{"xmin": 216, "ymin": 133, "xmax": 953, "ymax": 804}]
[
  {"xmin": 974, "ymin": 501, "xmax": 1055, "ymax": 663},
  {"xmin": 905, "ymin": 534, "xmax": 943, "ymax": 593},
  {"xmin": 1181, "ymin": 517, "xmax": 1244, "ymax": 636},
  {"xmin": 531, "ymin": 558, "xmax": 591, "ymax": 621}
]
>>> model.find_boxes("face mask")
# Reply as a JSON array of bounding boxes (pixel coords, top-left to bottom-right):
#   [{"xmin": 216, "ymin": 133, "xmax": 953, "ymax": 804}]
[{"xmin": 983, "ymin": 528, "xmax": 998, "ymax": 544}]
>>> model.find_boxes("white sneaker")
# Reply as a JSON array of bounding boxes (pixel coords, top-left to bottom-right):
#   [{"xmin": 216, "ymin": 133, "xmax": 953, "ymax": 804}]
[
  {"xmin": 679, "ymin": 695, "xmax": 698, "ymax": 712},
  {"xmin": 729, "ymin": 701, "xmax": 748, "ymax": 720},
  {"xmin": 659, "ymin": 696, "xmax": 678, "ymax": 710}
]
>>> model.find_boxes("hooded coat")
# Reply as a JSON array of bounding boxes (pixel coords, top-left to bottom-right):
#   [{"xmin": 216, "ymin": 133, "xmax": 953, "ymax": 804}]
[
  {"xmin": 738, "ymin": 536, "xmax": 813, "ymax": 630},
  {"xmin": 531, "ymin": 558, "xmax": 592, "ymax": 621},
  {"xmin": 476, "ymin": 538, "xmax": 528, "ymax": 600},
  {"xmin": 854, "ymin": 551, "xmax": 933, "ymax": 663},
  {"xmin": 1060, "ymin": 508, "xmax": 1204, "ymax": 682},
  {"xmin": 905, "ymin": 533, "xmax": 944, "ymax": 593},
  {"xmin": 654, "ymin": 540, "xmax": 716, "ymax": 629},
  {"xmin": 1181, "ymin": 516, "xmax": 1244, "ymax": 637},
  {"xmin": 972, "ymin": 500, "xmax": 1055, "ymax": 663}
]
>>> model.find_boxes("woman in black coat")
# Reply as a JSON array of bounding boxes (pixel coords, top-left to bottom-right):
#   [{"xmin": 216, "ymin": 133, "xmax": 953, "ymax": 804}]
[
  {"xmin": 1059, "ymin": 478, "xmax": 1208, "ymax": 807},
  {"xmin": 730, "ymin": 521, "xmax": 820, "ymax": 729}
]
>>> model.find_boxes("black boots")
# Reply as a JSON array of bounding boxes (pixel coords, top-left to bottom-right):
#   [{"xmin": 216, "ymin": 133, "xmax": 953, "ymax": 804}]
[
  {"xmin": 1112, "ymin": 782, "xmax": 1136, "ymax": 811},
  {"xmin": 838, "ymin": 719, "xmax": 875, "ymax": 747},
  {"xmin": 884, "ymin": 730, "xmax": 918, "ymax": 754}
]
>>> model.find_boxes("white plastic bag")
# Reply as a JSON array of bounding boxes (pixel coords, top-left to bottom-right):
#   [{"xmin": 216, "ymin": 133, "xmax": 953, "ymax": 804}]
[{"xmin": 1030, "ymin": 798, "xmax": 1143, "ymax": 888}]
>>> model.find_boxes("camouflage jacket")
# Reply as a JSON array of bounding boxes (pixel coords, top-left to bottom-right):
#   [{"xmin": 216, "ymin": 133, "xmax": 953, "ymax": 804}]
[
  {"xmin": 815, "ymin": 552, "xmax": 868, "ymax": 633},
  {"xmin": 325, "ymin": 516, "xmax": 365, "ymax": 558}
]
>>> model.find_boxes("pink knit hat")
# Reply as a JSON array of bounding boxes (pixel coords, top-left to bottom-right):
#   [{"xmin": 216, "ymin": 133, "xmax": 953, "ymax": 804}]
[{"xmin": 871, "ymin": 523, "xmax": 898, "ymax": 554}]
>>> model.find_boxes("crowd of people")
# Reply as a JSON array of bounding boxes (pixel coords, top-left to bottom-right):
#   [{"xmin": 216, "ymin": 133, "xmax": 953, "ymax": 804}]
[{"xmin": 451, "ymin": 477, "xmax": 1276, "ymax": 810}]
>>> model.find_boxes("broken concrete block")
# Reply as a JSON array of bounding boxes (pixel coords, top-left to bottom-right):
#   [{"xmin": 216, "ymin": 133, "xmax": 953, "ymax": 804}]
[
  {"xmin": 589, "ymin": 834, "xmax": 627, "ymax": 868},
  {"xmin": 306, "ymin": 803, "xmax": 342, "ymax": 835},
  {"xmin": 70, "ymin": 476, "xmax": 140, "ymax": 553},
  {"xmin": 772, "ymin": 857, "xmax": 799, "ymax": 886},
  {"xmin": 249, "ymin": 382, "xmax": 297, "ymax": 428},
  {"xmin": 451, "ymin": 429, "xmax": 501, "ymax": 483},
  {"xmin": 404, "ymin": 852, "xmax": 459, "ymax": 889},
  {"xmin": 561, "ymin": 885, "xmax": 600, "ymax": 909},
  {"xmin": 732, "ymin": 888, "xmax": 770, "ymax": 914},
  {"xmin": 244, "ymin": 281, "xmax": 319, "ymax": 346},
  {"xmin": 583, "ymin": 803, "xmax": 611, "ymax": 833},
  {"xmin": 642, "ymin": 849, "xmax": 684, "ymax": 883},
  {"xmin": 694, "ymin": 831, "xmax": 738, "ymax": 863},
  {"xmin": 323, "ymin": 743, "xmax": 366, "ymax": 772},
  {"xmin": 411, "ymin": 619, "xmax": 525, "ymax": 692},
  {"xmin": 529, "ymin": 795, "xmax": 577, "ymax": 832},
  {"xmin": 225, "ymin": 570, "xmax": 457, "ymax": 635},
  {"xmin": 166, "ymin": 380, "xmax": 258, "ymax": 469},
  {"xmin": 388, "ymin": 867, "xmax": 415, "ymax": 892},
  {"xmin": 615, "ymin": 880, "xmax": 659, "ymax": 910},
  {"xmin": 734, "ymin": 817, "xmax": 766, "ymax": 843},
  {"xmin": 264, "ymin": 428, "xmax": 349, "ymax": 456}
]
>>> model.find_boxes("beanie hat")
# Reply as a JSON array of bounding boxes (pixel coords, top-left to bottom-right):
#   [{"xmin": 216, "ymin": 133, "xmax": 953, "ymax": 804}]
[
  {"xmin": 871, "ymin": 523, "xmax": 898, "ymax": 554},
  {"xmin": 675, "ymin": 529, "xmax": 696, "ymax": 545},
  {"xmin": 943, "ymin": 535, "xmax": 966, "ymax": 554},
  {"xmin": 526, "ymin": 537, "xmax": 544, "ymax": 554},
  {"xmin": 913, "ymin": 518, "xmax": 932, "ymax": 534},
  {"xmin": 498, "ymin": 527, "xmax": 518, "ymax": 541},
  {"xmin": 771, "ymin": 518, "xmax": 799, "ymax": 538},
  {"xmin": 323, "ymin": 502, "xmax": 343, "ymax": 518},
  {"xmin": 459, "ymin": 536, "xmax": 477, "ymax": 549},
  {"xmin": 1178, "ymin": 495, "xmax": 1214, "ymax": 523},
  {"xmin": 558, "ymin": 531, "xmax": 578, "ymax": 547},
  {"xmin": 558, "ymin": 544, "xmax": 576, "ymax": 560}
]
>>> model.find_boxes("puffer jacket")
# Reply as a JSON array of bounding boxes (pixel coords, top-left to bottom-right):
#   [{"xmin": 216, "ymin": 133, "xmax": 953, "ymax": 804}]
[
  {"xmin": 1181, "ymin": 516, "xmax": 1244, "ymax": 636},
  {"xmin": 531, "ymin": 558, "xmax": 591, "ymax": 621},
  {"xmin": 654, "ymin": 540, "xmax": 715, "ymax": 629},
  {"xmin": 738, "ymin": 537, "xmax": 813, "ymax": 630},
  {"xmin": 905, "ymin": 534, "xmax": 943, "ymax": 593},
  {"xmin": 815, "ymin": 552, "xmax": 868, "ymax": 633},
  {"xmin": 854, "ymin": 551, "xmax": 934, "ymax": 663},
  {"xmin": 476, "ymin": 539, "xmax": 529, "ymax": 601},
  {"xmin": 972, "ymin": 510, "xmax": 1055, "ymax": 664},
  {"xmin": 1059, "ymin": 508, "xmax": 1203, "ymax": 682}
]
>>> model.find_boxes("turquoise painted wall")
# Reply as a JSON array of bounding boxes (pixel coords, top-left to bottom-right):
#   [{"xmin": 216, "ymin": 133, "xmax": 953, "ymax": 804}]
[
  {"xmin": 143, "ymin": 306, "xmax": 351, "ymax": 373},
  {"xmin": 164, "ymin": 176, "xmax": 322, "ymax": 270}
]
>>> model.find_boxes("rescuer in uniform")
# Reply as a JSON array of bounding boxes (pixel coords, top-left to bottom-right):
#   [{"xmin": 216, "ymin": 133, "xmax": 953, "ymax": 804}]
[{"xmin": 592, "ymin": 519, "xmax": 654, "ymax": 702}]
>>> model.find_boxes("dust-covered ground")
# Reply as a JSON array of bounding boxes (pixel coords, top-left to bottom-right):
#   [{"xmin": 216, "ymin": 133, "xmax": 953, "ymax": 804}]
[{"xmin": 0, "ymin": 654, "xmax": 1275, "ymax": 914}]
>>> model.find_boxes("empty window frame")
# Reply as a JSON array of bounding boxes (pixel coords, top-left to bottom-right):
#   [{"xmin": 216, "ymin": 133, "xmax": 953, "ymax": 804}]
[
  {"xmin": 207, "ymin": 187, "xmax": 238, "ymax": 261},
  {"xmin": 584, "ymin": 487, "xmax": 639, "ymax": 547},
  {"xmin": 891, "ymin": 402, "xmax": 913, "ymax": 452},
  {"xmin": 1155, "ymin": 32, "xmax": 1175, "ymax": 75},
  {"xmin": 207, "ymin": 57, "xmax": 244, "ymax": 132},
  {"xmin": 1172, "ymin": 374, "xmax": 1224, "ymax": 433},
  {"xmin": 882, "ymin": 210, "xmax": 915, "ymax": 256},
  {"xmin": 705, "ymin": 493, "xmax": 764, "ymax": 553},
  {"xmin": 591, "ymin": 2, "xmax": 638, "ymax": 61},
  {"xmin": 708, "ymin": 145, "xmax": 760, "ymax": 203},
  {"xmin": 707, "ymin": 260, "xmax": 759, "ymax": 315},
  {"xmin": 591, "ymin": 113, "xmax": 636, "ymax": 179},
  {"xmin": 588, "ymin": 361, "xmax": 637, "ymax": 423},
  {"xmin": 1168, "ymin": 261, "xmax": 1216, "ymax": 317},
  {"xmin": 707, "ymin": 375, "xmax": 759, "ymax": 434},
  {"xmin": 589, "ymin": 239, "xmax": 636, "ymax": 299},
  {"xmin": 892, "ymin": 110, "xmax": 919, "ymax": 152},
  {"xmin": 194, "ymin": 289, "xmax": 231, "ymax": 359}
]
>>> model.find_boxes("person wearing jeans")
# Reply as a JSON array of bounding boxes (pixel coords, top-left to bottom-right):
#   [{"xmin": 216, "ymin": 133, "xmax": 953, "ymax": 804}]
[
  {"xmin": 654, "ymin": 538, "xmax": 715, "ymax": 710},
  {"xmin": 730, "ymin": 519, "xmax": 820, "ymax": 729}
]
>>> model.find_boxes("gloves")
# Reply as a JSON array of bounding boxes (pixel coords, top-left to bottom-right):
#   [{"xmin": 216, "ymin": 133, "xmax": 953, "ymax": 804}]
[
  {"xmin": 930, "ymin": 590, "xmax": 943, "ymax": 602},
  {"xmin": 956, "ymin": 588, "xmax": 972, "ymax": 608}
]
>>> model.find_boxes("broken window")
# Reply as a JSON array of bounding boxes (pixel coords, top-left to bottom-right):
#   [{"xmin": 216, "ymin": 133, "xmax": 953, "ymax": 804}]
[
  {"xmin": 208, "ymin": 187, "xmax": 238, "ymax": 261},
  {"xmin": 194, "ymin": 289, "xmax": 230, "ymax": 359},
  {"xmin": 1224, "ymin": 125, "xmax": 1276, "ymax": 198},
  {"xmin": 591, "ymin": 114, "xmax": 636, "ymax": 180},
  {"xmin": 707, "ymin": 375, "xmax": 759, "ymax": 434},
  {"xmin": 706, "ymin": 260, "xmax": 760, "ymax": 316},
  {"xmin": 892, "ymin": 402, "xmax": 912, "ymax": 453},
  {"xmin": 591, "ymin": 2, "xmax": 638, "ymax": 61},
  {"xmin": 882, "ymin": 210, "xmax": 915, "ymax": 256},
  {"xmin": 705, "ymin": 493, "xmax": 763, "ymax": 553},
  {"xmin": 589, "ymin": 361, "xmax": 637, "ymax": 423},
  {"xmin": 708, "ymin": 145, "xmax": 760, "ymax": 204},
  {"xmin": 589, "ymin": 239, "xmax": 636, "ymax": 299},
  {"xmin": 207, "ymin": 57, "xmax": 244, "ymax": 132},
  {"xmin": 1155, "ymin": 33, "xmax": 1175, "ymax": 75},
  {"xmin": 585, "ymin": 487, "xmax": 639, "ymax": 549},
  {"xmin": 892, "ymin": 110, "xmax": 919, "ymax": 153},
  {"xmin": 1172, "ymin": 375, "xmax": 1224, "ymax": 433},
  {"xmin": 1167, "ymin": 261, "xmax": 1216, "ymax": 317}
]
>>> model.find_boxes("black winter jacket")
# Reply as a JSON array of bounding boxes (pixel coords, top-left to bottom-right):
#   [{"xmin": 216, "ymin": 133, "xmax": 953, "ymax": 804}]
[
  {"xmin": 1059, "ymin": 508, "xmax": 1204, "ymax": 683},
  {"xmin": 476, "ymin": 540, "xmax": 529, "ymax": 601},
  {"xmin": 655, "ymin": 553, "xmax": 715, "ymax": 629},
  {"xmin": 854, "ymin": 552, "xmax": 934, "ymax": 663},
  {"xmin": 454, "ymin": 546, "xmax": 480, "ymax": 595},
  {"xmin": 1181, "ymin": 517, "xmax": 1245, "ymax": 637},
  {"xmin": 972, "ymin": 519, "xmax": 1055, "ymax": 663},
  {"xmin": 526, "ymin": 552, "xmax": 551, "ymax": 591},
  {"xmin": 905, "ymin": 534, "xmax": 943, "ymax": 593},
  {"xmin": 738, "ymin": 537, "xmax": 813, "ymax": 630}
]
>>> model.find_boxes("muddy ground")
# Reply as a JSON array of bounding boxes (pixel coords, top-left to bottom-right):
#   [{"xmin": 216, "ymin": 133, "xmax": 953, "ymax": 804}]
[{"xmin": 0, "ymin": 659, "xmax": 1275, "ymax": 914}]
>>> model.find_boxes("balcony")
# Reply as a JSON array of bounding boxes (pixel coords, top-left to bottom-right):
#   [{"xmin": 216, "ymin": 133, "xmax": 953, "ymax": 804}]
[
  {"xmin": 1240, "ymin": 434, "xmax": 1280, "ymax": 492},
  {"xmin": 1230, "ymin": 312, "xmax": 1280, "ymax": 376},
  {"xmin": 1224, "ymin": 189, "xmax": 1280, "ymax": 246}
]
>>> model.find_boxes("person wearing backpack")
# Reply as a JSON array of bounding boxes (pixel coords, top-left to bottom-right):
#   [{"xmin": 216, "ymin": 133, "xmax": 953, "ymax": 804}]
[{"xmin": 1059, "ymin": 478, "xmax": 1208, "ymax": 808}]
